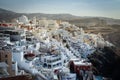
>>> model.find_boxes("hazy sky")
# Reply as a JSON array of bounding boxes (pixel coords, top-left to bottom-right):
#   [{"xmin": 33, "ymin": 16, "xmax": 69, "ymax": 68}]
[{"xmin": 0, "ymin": 0, "xmax": 120, "ymax": 19}]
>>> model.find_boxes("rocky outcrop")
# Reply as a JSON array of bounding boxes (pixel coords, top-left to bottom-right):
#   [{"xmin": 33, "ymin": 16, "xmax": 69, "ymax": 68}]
[{"xmin": 87, "ymin": 46, "xmax": 120, "ymax": 80}]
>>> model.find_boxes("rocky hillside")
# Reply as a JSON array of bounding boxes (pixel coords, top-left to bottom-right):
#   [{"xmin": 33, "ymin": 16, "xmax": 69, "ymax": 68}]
[{"xmin": 87, "ymin": 46, "xmax": 120, "ymax": 80}]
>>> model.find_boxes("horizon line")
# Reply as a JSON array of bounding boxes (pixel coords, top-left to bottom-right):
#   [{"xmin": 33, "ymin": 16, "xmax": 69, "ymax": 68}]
[{"xmin": 0, "ymin": 7, "xmax": 120, "ymax": 20}]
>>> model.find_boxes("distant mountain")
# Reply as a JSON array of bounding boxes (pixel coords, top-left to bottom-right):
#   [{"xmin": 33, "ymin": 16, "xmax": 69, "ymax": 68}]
[
  {"xmin": 0, "ymin": 8, "xmax": 120, "ymax": 25},
  {"xmin": 0, "ymin": 8, "xmax": 15, "ymax": 13},
  {"xmin": 26, "ymin": 13, "xmax": 81, "ymax": 20},
  {"xmin": 0, "ymin": 8, "xmax": 22, "ymax": 22},
  {"xmin": 100, "ymin": 17, "xmax": 120, "ymax": 25},
  {"xmin": 0, "ymin": 8, "xmax": 81, "ymax": 22}
]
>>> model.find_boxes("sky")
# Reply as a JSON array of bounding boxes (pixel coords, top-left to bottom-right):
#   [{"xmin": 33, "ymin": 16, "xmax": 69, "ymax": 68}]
[{"xmin": 0, "ymin": 0, "xmax": 120, "ymax": 19}]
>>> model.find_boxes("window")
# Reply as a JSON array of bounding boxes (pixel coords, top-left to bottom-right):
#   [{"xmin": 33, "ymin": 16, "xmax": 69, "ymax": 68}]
[
  {"xmin": 0, "ymin": 54, "xmax": 1, "ymax": 60},
  {"xmin": 5, "ymin": 55, "xmax": 7, "ymax": 58},
  {"xmin": 48, "ymin": 65, "xmax": 51, "ymax": 68},
  {"xmin": 5, "ymin": 60, "xmax": 7, "ymax": 64},
  {"xmin": 44, "ymin": 59, "xmax": 46, "ymax": 62},
  {"xmin": 53, "ymin": 64, "xmax": 56, "ymax": 68},
  {"xmin": 63, "ymin": 39, "xmax": 66, "ymax": 43},
  {"xmin": 52, "ymin": 36, "xmax": 55, "ymax": 38},
  {"xmin": 47, "ymin": 60, "xmax": 51, "ymax": 63},
  {"xmin": 34, "ymin": 44, "xmax": 36, "ymax": 48},
  {"xmin": 64, "ymin": 60, "xmax": 66, "ymax": 63},
  {"xmin": 21, "ymin": 36, "xmax": 25, "ymax": 39},
  {"xmin": 43, "ymin": 63, "xmax": 47, "ymax": 67}
]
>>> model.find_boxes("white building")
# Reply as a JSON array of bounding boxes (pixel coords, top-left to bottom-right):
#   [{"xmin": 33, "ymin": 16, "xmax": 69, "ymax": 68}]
[
  {"xmin": 41, "ymin": 54, "xmax": 63, "ymax": 70},
  {"xmin": 18, "ymin": 15, "xmax": 29, "ymax": 24}
]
